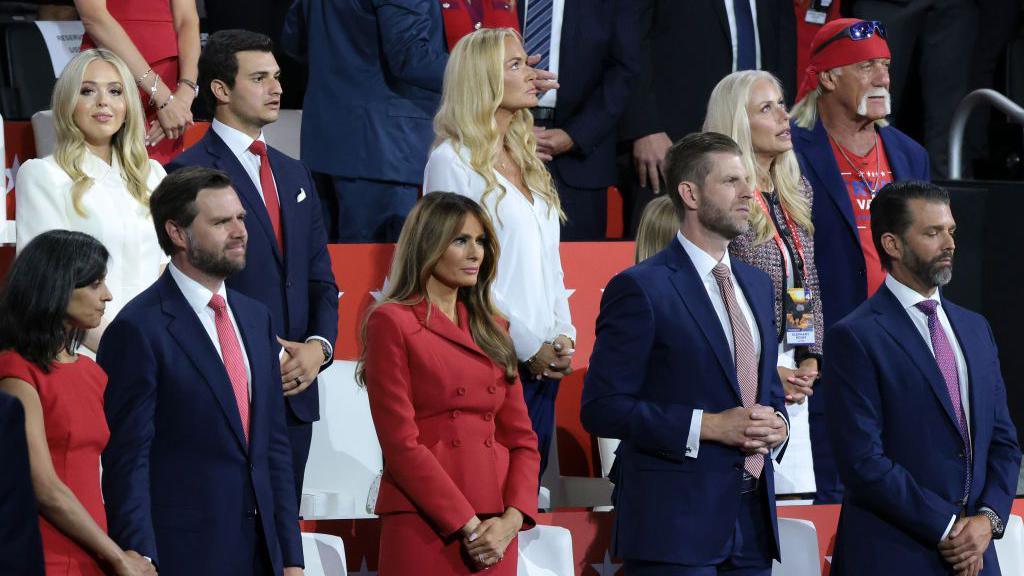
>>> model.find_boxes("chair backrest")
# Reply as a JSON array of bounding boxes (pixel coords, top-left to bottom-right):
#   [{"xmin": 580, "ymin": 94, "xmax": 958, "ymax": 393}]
[
  {"xmin": 771, "ymin": 518, "xmax": 821, "ymax": 576},
  {"xmin": 263, "ymin": 109, "xmax": 302, "ymax": 160},
  {"xmin": 301, "ymin": 532, "xmax": 347, "ymax": 576},
  {"xmin": 995, "ymin": 514, "xmax": 1024, "ymax": 576},
  {"xmin": 597, "ymin": 437, "xmax": 619, "ymax": 479},
  {"xmin": 31, "ymin": 110, "xmax": 56, "ymax": 158},
  {"xmin": 517, "ymin": 525, "xmax": 574, "ymax": 576}
]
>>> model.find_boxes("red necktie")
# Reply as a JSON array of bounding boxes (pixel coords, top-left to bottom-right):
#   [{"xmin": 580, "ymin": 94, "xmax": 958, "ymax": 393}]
[
  {"xmin": 208, "ymin": 294, "xmax": 250, "ymax": 443},
  {"xmin": 247, "ymin": 140, "xmax": 282, "ymax": 250}
]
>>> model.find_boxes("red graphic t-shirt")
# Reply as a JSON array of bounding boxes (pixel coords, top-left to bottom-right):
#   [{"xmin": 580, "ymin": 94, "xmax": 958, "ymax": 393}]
[{"xmin": 830, "ymin": 138, "xmax": 892, "ymax": 297}]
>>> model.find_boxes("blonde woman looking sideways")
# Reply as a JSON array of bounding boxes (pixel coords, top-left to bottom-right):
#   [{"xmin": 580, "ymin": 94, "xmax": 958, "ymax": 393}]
[
  {"xmin": 704, "ymin": 70, "xmax": 825, "ymax": 496},
  {"xmin": 16, "ymin": 49, "xmax": 167, "ymax": 355},
  {"xmin": 424, "ymin": 28, "xmax": 575, "ymax": 480}
]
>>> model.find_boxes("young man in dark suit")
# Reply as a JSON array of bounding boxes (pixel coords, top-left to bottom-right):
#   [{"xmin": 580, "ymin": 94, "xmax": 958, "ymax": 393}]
[{"xmin": 166, "ymin": 29, "xmax": 339, "ymax": 504}]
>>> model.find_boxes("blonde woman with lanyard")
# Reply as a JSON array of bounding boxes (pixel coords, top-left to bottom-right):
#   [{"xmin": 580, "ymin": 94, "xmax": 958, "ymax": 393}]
[
  {"xmin": 424, "ymin": 28, "xmax": 575, "ymax": 481},
  {"xmin": 704, "ymin": 70, "xmax": 825, "ymax": 496}
]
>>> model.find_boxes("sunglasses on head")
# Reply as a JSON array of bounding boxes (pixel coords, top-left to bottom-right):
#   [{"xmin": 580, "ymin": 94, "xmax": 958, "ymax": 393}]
[{"xmin": 812, "ymin": 20, "xmax": 886, "ymax": 55}]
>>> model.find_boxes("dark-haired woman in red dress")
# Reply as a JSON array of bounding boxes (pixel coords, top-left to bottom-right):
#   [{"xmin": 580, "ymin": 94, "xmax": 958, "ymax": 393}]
[
  {"xmin": 0, "ymin": 230, "xmax": 154, "ymax": 576},
  {"xmin": 76, "ymin": 0, "xmax": 200, "ymax": 163}
]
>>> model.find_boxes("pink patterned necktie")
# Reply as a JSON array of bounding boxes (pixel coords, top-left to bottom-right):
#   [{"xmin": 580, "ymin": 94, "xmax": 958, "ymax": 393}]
[
  {"xmin": 711, "ymin": 264, "xmax": 764, "ymax": 478},
  {"xmin": 208, "ymin": 294, "xmax": 250, "ymax": 443},
  {"xmin": 914, "ymin": 300, "xmax": 971, "ymax": 497}
]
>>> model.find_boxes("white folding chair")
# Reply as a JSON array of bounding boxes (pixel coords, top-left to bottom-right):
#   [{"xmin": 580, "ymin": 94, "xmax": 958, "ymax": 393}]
[
  {"xmin": 30, "ymin": 110, "xmax": 57, "ymax": 158},
  {"xmin": 263, "ymin": 109, "xmax": 302, "ymax": 160},
  {"xmin": 995, "ymin": 515, "xmax": 1024, "ymax": 576},
  {"xmin": 301, "ymin": 532, "xmax": 348, "ymax": 576},
  {"xmin": 518, "ymin": 525, "xmax": 574, "ymax": 576},
  {"xmin": 771, "ymin": 518, "xmax": 821, "ymax": 576}
]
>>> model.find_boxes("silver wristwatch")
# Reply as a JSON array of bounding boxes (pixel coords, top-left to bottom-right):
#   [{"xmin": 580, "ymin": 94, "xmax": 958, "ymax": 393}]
[{"xmin": 979, "ymin": 508, "xmax": 1005, "ymax": 537}]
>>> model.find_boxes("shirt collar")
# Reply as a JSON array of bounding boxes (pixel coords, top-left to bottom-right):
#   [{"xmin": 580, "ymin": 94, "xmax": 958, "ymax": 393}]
[
  {"xmin": 676, "ymin": 230, "xmax": 732, "ymax": 280},
  {"xmin": 211, "ymin": 118, "xmax": 265, "ymax": 158},
  {"xmin": 168, "ymin": 261, "xmax": 228, "ymax": 315},
  {"xmin": 82, "ymin": 148, "xmax": 122, "ymax": 177},
  {"xmin": 884, "ymin": 273, "xmax": 941, "ymax": 312}
]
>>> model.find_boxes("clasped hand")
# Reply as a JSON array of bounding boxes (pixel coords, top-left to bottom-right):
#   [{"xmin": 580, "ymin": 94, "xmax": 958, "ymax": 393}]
[
  {"xmin": 461, "ymin": 508, "xmax": 524, "ymax": 569},
  {"xmin": 939, "ymin": 515, "xmax": 992, "ymax": 576},
  {"xmin": 702, "ymin": 404, "xmax": 788, "ymax": 455},
  {"xmin": 526, "ymin": 336, "xmax": 574, "ymax": 381}
]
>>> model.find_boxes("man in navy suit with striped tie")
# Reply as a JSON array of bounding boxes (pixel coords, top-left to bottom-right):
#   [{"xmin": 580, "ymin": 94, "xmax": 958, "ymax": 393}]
[{"xmin": 167, "ymin": 29, "xmax": 338, "ymax": 504}]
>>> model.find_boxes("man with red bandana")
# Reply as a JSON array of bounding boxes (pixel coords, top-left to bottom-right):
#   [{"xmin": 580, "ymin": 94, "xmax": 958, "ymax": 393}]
[{"xmin": 788, "ymin": 18, "xmax": 930, "ymax": 504}]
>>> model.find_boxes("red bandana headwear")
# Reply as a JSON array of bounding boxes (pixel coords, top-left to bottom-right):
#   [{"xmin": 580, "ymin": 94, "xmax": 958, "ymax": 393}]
[{"xmin": 796, "ymin": 18, "xmax": 891, "ymax": 102}]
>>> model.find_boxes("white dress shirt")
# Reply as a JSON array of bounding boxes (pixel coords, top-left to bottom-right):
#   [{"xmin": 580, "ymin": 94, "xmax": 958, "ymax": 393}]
[
  {"xmin": 885, "ymin": 274, "xmax": 974, "ymax": 540},
  {"xmin": 523, "ymin": 0, "xmax": 565, "ymax": 108},
  {"xmin": 15, "ymin": 152, "xmax": 168, "ymax": 347},
  {"xmin": 169, "ymin": 262, "xmax": 252, "ymax": 395},
  {"xmin": 723, "ymin": 0, "xmax": 762, "ymax": 72},
  {"xmin": 423, "ymin": 140, "xmax": 576, "ymax": 360}
]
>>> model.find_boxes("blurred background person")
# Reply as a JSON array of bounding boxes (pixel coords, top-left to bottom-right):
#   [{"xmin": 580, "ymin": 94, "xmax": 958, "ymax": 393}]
[
  {"xmin": 705, "ymin": 69, "xmax": 823, "ymax": 497},
  {"xmin": 76, "ymin": 0, "xmax": 200, "ymax": 162},
  {"xmin": 16, "ymin": 49, "xmax": 167, "ymax": 356},
  {"xmin": 0, "ymin": 230, "xmax": 154, "ymax": 576},
  {"xmin": 358, "ymin": 192, "xmax": 540, "ymax": 575},
  {"xmin": 425, "ymin": 28, "xmax": 575, "ymax": 481},
  {"xmin": 790, "ymin": 17, "xmax": 929, "ymax": 502},
  {"xmin": 0, "ymin": 389, "xmax": 45, "ymax": 576},
  {"xmin": 634, "ymin": 195, "xmax": 677, "ymax": 263}
]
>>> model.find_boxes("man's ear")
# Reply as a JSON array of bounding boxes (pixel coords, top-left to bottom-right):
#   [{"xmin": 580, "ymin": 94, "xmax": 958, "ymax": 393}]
[
  {"xmin": 165, "ymin": 220, "xmax": 188, "ymax": 252},
  {"xmin": 210, "ymin": 78, "xmax": 231, "ymax": 105},
  {"xmin": 880, "ymin": 232, "xmax": 902, "ymax": 264},
  {"xmin": 677, "ymin": 181, "xmax": 699, "ymax": 212}
]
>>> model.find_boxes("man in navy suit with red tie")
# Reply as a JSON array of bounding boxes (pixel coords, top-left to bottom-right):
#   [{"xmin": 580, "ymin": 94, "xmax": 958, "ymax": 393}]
[
  {"xmin": 824, "ymin": 182, "xmax": 1021, "ymax": 575},
  {"xmin": 99, "ymin": 168, "xmax": 304, "ymax": 575},
  {"xmin": 167, "ymin": 29, "xmax": 339, "ymax": 503}
]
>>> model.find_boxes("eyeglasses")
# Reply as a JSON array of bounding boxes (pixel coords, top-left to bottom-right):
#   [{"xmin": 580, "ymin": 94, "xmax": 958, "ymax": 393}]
[{"xmin": 812, "ymin": 20, "xmax": 886, "ymax": 55}]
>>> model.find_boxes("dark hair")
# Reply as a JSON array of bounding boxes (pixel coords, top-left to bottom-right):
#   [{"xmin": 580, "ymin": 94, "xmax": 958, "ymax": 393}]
[
  {"xmin": 0, "ymin": 230, "xmax": 108, "ymax": 370},
  {"xmin": 664, "ymin": 132, "xmax": 743, "ymax": 218},
  {"xmin": 151, "ymin": 167, "xmax": 234, "ymax": 255},
  {"xmin": 870, "ymin": 181, "xmax": 950, "ymax": 270},
  {"xmin": 198, "ymin": 29, "xmax": 274, "ymax": 113}
]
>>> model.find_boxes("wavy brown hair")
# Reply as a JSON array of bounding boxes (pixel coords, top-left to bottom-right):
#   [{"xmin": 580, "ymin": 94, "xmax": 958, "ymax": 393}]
[{"xmin": 356, "ymin": 193, "xmax": 518, "ymax": 384}]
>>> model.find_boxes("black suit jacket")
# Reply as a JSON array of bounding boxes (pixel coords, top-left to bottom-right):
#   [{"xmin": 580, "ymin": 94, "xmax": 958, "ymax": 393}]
[
  {"xmin": 0, "ymin": 391, "xmax": 44, "ymax": 576},
  {"xmin": 518, "ymin": 0, "xmax": 643, "ymax": 188},
  {"xmin": 621, "ymin": 0, "xmax": 797, "ymax": 142}
]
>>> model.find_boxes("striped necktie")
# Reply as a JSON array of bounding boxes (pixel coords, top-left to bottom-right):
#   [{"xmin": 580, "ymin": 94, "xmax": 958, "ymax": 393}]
[{"xmin": 524, "ymin": 0, "xmax": 553, "ymax": 70}]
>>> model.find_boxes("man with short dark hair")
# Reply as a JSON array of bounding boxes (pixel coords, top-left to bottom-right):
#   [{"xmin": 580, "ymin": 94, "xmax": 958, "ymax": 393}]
[
  {"xmin": 99, "ymin": 167, "xmax": 305, "ymax": 576},
  {"xmin": 824, "ymin": 181, "xmax": 1021, "ymax": 575},
  {"xmin": 583, "ymin": 132, "xmax": 789, "ymax": 575},
  {"xmin": 167, "ymin": 29, "xmax": 339, "ymax": 503}
]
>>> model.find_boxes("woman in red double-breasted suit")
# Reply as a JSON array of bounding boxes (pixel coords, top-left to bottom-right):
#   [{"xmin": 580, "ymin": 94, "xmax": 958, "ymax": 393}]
[
  {"xmin": 359, "ymin": 192, "xmax": 540, "ymax": 575},
  {"xmin": 440, "ymin": 0, "xmax": 519, "ymax": 51}
]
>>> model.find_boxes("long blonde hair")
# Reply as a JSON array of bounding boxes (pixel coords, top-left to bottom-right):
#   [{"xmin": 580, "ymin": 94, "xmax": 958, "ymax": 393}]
[
  {"xmin": 355, "ymin": 193, "xmax": 519, "ymax": 385},
  {"xmin": 433, "ymin": 28, "xmax": 564, "ymax": 222},
  {"xmin": 52, "ymin": 48, "xmax": 151, "ymax": 217},
  {"xmin": 634, "ymin": 196, "xmax": 677, "ymax": 263},
  {"xmin": 703, "ymin": 70, "xmax": 813, "ymax": 246}
]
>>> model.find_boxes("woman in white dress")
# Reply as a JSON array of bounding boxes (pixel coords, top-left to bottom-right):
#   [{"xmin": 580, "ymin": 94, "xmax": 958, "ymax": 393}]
[
  {"xmin": 423, "ymin": 28, "xmax": 575, "ymax": 480},
  {"xmin": 17, "ymin": 48, "xmax": 166, "ymax": 355},
  {"xmin": 704, "ymin": 70, "xmax": 825, "ymax": 496}
]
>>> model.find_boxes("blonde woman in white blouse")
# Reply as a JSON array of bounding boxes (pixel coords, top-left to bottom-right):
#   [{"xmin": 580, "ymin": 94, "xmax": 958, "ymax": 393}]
[
  {"xmin": 424, "ymin": 28, "xmax": 575, "ymax": 479},
  {"xmin": 17, "ymin": 49, "xmax": 166, "ymax": 355}
]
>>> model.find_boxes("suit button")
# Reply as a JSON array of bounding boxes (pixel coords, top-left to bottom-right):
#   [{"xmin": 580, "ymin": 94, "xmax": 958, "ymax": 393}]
[
  {"xmin": 286, "ymin": 281, "xmax": 293, "ymax": 288},
  {"xmin": 452, "ymin": 439, "xmax": 462, "ymax": 448},
  {"xmin": 483, "ymin": 412, "xmax": 494, "ymax": 421},
  {"xmin": 957, "ymin": 451, "xmax": 965, "ymax": 458},
  {"xmin": 456, "ymin": 387, "xmax": 467, "ymax": 396},
  {"xmin": 250, "ymin": 463, "xmax": 255, "ymax": 472},
  {"xmin": 485, "ymin": 438, "xmax": 494, "ymax": 447},
  {"xmin": 451, "ymin": 410, "xmax": 461, "ymax": 419},
  {"xmin": 487, "ymin": 385, "xmax": 497, "ymax": 394}
]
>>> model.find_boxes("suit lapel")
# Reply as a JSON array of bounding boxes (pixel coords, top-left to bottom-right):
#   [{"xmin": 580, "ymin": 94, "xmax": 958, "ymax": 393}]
[
  {"xmin": 872, "ymin": 287, "xmax": 962, "ymax": 432},
  {"xmin": 412, "ymin": 300, "xmax": 491, "ymax": 361},
  {"xmin": 664, "ymin": 242, "xmax": 743, "ymax": 402},
  {"xmin": 802, "ymin": 120, "xmax": 858, "ymax": 242},
  {"xmin": 231, "ymin": 293, "xmax": 264, "ymax": 449},
  {"xmin": 205, "ymin": 131, "xmax": 284, "ymax": 266},
  {"xmin": 944, "ymin": 301, "xmax": 984, "ymax": 447},
  {"xmin": 732, "ymin": 264, "xmax": 773, "ymax": 403},
  {"xmin": 879, "ymin": 125, "xmax": 912, "ymax": 181},
  {"xmin": 711, "ymin": 0, "xmax": 730, "ymax": 44},
  {"xmin": 158, "ymin": 272, "xmax": 248, "ymax": 451}
]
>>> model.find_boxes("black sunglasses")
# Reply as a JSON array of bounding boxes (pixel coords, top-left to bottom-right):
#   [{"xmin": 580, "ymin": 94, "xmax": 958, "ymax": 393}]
[{"xmin": 812, "ymin": 20, "xmax": 886, "ymax": 56}]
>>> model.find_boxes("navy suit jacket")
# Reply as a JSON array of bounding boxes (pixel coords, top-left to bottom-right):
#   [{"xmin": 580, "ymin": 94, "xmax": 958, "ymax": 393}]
[
  {"xmin": 0, "ymin": 391, "xmax": 44, "ymax": 576},
  {"xmin": 824, "ymin": 285, "xmax": 1021, "ymax": 575},
  {"xmin": 792, "ymin": 118, "xmax": 930, "ymax": 332},
  {"xmin": 167, "ymin": 130, "xmax": 339, "ymax": 424},
  {"xmin": 98, "ymin": 272, "xmax": 304, "ymax": 574},
  {"xmin": 282, "ymin": 0, "xmax": 447, "ymax": 184},
  {"xmin": 516, "ymin": 0, "xmax": 642, "ymax": 189},
  {"xmin": 581, "ymin": 240, "xmax": 787, "ymax": 565}
]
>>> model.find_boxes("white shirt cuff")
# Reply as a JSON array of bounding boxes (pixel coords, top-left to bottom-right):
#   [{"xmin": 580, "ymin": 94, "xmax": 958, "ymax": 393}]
[
  {"xmin": 770, "ymin": 410, "xmax": 790, "ymax": 461},
  {"xmin": 305, "ymin": 335, "xmax": 333, "ymax": 366},
  {"xmin": 685, "ymin": 409, "xmax": 703, "ymax": 459},
  {"xmin": 941, "ymin": 515, "xmax": 957, "ymax": 542}
]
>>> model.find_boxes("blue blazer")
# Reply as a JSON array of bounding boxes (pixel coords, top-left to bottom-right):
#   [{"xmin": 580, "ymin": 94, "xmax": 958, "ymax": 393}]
[
  {"xmin": 0, "ymin": 391, "xmax": 44, "ymax": 576},
  {"xmin": 167, "ymin": 130, "xmax": 339, "ymax": 424},
  {"xmin": 282, "ymin": 0, "xmax": 447, "ymax": 184},
  {"xmin": 824, "ymin": 286, "xmax": 1021, "ymax": 575},
  {"xmin": 581, "ymin": 240, "xmax": 787, "ymax": 565},
  {"xmin": 98, "ymin": 272, "xmax": 304, "ymax": 574},
  {"xmin": 791, "ymin": 119, "xmax": 930, "ymax": 331}
]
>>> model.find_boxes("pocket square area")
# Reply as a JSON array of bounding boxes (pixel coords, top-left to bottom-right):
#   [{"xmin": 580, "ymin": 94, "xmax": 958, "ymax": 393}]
[{"xmin": 297, "ymin": 188, "xmax": 307, "ymax": 202}]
